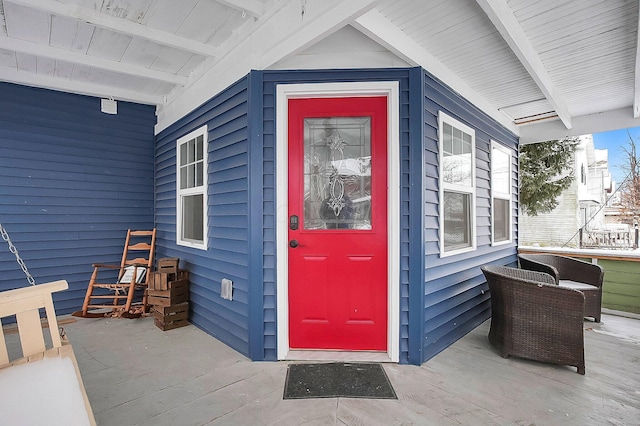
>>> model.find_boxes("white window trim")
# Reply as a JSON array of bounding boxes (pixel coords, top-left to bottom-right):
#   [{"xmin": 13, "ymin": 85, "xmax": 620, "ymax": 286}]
[
  {"xmin": 490, "ymin": 141, "xmax": 512, "ymax": 246},
  {"xmin": 176, "ymin": 125, "xmax": 208, "ymax": 250},
  {"xmin": 438, "ymin": 111, "xmax": 476, "ymax": 257}
]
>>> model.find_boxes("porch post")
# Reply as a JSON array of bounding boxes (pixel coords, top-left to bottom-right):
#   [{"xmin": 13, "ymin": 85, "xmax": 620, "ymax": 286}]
[
  {"xmin": 247, "ymin": 70, "xmax": 267, "ymax": 361},
  {"xmin": 407, "ymin": 67, "xmax": 426, "ymax": 365}
]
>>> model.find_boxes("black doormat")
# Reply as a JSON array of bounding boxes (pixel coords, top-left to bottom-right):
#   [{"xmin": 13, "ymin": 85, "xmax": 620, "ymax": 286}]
[{"xmin": 283, "ymin": 362, "xmax": 397, "ymax": 399}]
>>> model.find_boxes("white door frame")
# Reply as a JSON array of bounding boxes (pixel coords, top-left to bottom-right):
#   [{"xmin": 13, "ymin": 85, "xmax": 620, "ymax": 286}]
[{"xmin": 275, "ymin": 81, "xmax": 401, "ymax": 362}]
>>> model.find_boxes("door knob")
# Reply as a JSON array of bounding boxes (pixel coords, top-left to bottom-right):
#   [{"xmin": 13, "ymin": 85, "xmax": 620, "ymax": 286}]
[{"xmin": 289, "ymin": 240, "xmax": 299, "ymax": 248}]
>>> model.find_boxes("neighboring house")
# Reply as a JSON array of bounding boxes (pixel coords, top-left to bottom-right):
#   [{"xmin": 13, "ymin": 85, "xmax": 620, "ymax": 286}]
[
  {"xmin": 605, "ymin": 160, "xmax": 632, "ymax": 227},
  {"xmin": 520, "ymin": 135, "xmax": 614, "ymax": 248}
]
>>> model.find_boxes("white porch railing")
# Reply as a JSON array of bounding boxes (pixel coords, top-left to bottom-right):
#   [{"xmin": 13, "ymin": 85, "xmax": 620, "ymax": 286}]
[{"xmin": 580, "ymin": 228, "xmax": 639, "ymax": 250}]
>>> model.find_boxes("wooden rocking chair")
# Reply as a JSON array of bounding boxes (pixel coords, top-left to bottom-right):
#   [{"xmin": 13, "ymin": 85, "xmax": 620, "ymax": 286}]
[{"xmin": 73, "ymin": 229, "xmax": 156, "ymax": 318}]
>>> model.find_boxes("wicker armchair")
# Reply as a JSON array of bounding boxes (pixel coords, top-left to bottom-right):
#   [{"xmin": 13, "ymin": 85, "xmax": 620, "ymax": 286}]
[
  {"xmin": 481, "ymin": 265, "xmax": 586, "ymax": 375},
  {"xmin": 518, "ymin": 253, "xmax": 604, "ymax": 322}
]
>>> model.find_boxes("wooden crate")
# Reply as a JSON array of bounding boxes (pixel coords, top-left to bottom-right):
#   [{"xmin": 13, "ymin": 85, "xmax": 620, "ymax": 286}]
[
  {"xmin": 147, "ymin": 272, "xmax": 168, "ymax": 291},
  {"xmin": 147, "ymin": 267, "xmax": 190, "ymax": 330},
  {"xmin": 148, "ymin": 270, "xmax": 189, "ymax": 291},
  {"xmin": 153, "ymin": 302, "xmax": 189, "ymax": 331},
  {"xmin": 157, "ymin": 257, "xmax": 179, "ymax": 276},
  {"xmin": 154, "ymin": 317, "xmax": 188, "ymax": 331},
  {"xmin": 147, "ymin": 277, "xmax": 189, "ymax": 306}
]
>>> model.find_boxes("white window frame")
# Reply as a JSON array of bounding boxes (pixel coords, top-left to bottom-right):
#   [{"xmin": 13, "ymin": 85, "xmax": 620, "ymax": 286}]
[
  {"xmin": 176, "ymin": 125, "xmax": 208, "ymax": 250},
  {"xmin": 438, "ymin": 111, "xmax": 476, "ymax": 257},
  {"xmin": 491, "ymin": 141, "xmax": 512, "ymax": 245}
]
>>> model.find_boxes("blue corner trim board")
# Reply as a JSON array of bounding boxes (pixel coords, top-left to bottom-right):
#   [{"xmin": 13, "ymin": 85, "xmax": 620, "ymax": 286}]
[
  {"xmin": 247, "ymin": 70, "xmax": 266, "ymax": 361},
  {"xmin": 407, "ymin": 67, "xmax": 426, "ymax": 365}
]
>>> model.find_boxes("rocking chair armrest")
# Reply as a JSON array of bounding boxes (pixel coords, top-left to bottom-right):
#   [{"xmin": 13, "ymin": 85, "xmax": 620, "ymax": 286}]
[
  {"xmin": 91, "ymin": 263, "xmax": 149, "ymax": 269},
  {"xmin": 91, "ymin": 263, "xmax": 121, "ymax": 269}
]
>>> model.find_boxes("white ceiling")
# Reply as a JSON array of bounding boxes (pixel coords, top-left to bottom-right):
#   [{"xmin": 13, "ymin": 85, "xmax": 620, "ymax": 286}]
[{"xmin": 0, "ymin": 0, "xmax": 638, "ymax": 139}]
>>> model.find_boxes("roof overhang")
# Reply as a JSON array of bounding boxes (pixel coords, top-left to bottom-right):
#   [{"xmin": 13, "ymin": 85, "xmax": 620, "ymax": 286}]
[{"xmin": 0, "ymin": 0, "xmax": 638, "ymax": 138}]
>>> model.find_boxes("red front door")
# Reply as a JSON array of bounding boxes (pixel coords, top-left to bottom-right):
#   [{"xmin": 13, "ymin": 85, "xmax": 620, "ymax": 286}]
[{"xmin": 288, "ymin": 96, "xmax": 388, "ymax": 351}]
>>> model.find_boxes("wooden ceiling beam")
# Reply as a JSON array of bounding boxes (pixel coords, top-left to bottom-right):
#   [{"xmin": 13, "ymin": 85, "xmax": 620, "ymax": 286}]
[
  {"xmin": 476, "ymin": 0, "xmax": 572, "ymax": 130},
  {"xmin": 0, "ymin": 35, "xmax": 187, "ymax": 85},
  {"xmin": 634, "ymin": 2, "xmax": 640, "ymax": 118},
  {"xmin": 0, "ymin": 67, "xmax": 163, "ymax": 105},
  {"xmin": 520, "ymin": 107, "xmax": 640, "ymax": 144},
  {"xmin": 353, "ymin": 8, "xmax": 518, "ymax": 135},
  {"xmin": 157, "ymin": 0, "xmax": 380, "ymax": 132},
  {"xmin": 5, "ymin": 0, "xmax": 219, "ymax": 57}
]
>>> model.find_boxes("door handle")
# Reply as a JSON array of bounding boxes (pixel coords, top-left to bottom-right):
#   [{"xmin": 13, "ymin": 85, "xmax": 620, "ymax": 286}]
[{"xmin": 289, "ymin": 240, "xmax": 299, "ymax": 248}]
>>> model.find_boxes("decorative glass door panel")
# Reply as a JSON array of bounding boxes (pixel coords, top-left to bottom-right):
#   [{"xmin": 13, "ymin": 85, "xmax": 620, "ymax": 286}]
[
  {"xmin": 288, "ymin": 96, "xmax": 388, "ymax": 351},
  {"xmin": 303, "ymin": 117, "xmax": 372, "ymax": 230}
]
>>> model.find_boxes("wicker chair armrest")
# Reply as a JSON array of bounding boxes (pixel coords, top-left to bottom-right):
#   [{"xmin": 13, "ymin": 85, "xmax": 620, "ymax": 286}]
[
  {"xmin": 517, "ymin": 255, "xmax": 560, "ymax": 284},
  {"xmin": 497, "ymin": 267, "xmax": 556, "ymax": 285},
  {"xmin": 554, "ymin": 256, "xmax": 604, "ymax": 288}
]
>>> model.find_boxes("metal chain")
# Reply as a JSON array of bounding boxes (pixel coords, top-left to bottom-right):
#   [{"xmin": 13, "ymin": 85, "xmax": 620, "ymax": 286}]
[{"xmin": 0, "ymin": 222, "xmax": 36, "ymax": 286}]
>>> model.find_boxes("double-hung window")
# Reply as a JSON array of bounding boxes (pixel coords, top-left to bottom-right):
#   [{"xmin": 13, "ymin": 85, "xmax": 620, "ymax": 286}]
[
  {"xmin": 491, "ymin": 142, "xmax": 512, "ymax": 244},
  {"xmin": 177, "ymin": 125, "xmax": 208, "ymax": 250},
  {"xmin": 439, "ymin": 112, "xmax": 476, "ymax": 256}
]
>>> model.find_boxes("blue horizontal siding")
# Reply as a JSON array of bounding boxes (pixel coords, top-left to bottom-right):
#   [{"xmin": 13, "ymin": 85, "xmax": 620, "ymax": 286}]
[
  {"xmin": 154, "ymin": 76, "xmax": 252, "ymax": 358},
  {"xmin": 157, "ymin": 69, "xmax": 414, "ymax": 362},
  {"xmin": 420, "ymin": 70, "xmax": 519, "ymax": 362},
  {"xmin": 0, "ymin": 82, "xmax": 156, "ymax": 313}
]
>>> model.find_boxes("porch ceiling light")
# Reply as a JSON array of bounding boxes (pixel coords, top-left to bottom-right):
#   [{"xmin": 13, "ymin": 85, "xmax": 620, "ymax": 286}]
[{"xmin": 101, "ymin": 97, "xmax": 117, "ymax": 114}]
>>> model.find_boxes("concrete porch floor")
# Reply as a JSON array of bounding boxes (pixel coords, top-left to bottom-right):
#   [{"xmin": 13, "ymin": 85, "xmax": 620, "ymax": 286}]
[{"xmin": 61, "ymin": 312, "xmax": 640, "ymax": 426}]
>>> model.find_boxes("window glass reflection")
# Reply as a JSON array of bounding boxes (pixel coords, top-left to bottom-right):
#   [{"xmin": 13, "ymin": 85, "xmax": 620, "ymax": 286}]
[{"xmin": 303, "ymin": 117, "xmax": 372, "ymax": 230}]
